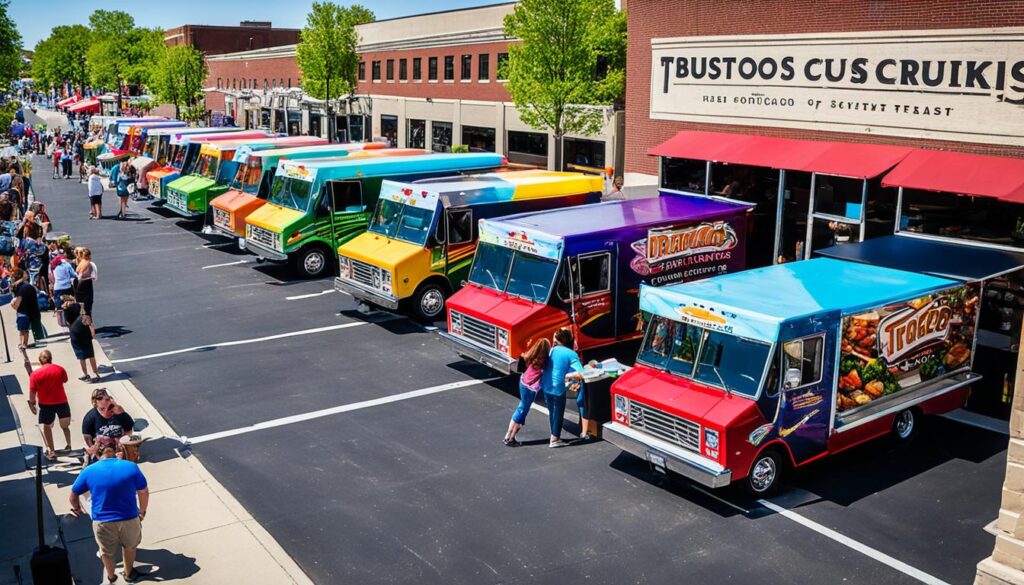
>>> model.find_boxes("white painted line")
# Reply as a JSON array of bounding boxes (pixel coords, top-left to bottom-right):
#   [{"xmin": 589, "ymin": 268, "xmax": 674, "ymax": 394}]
[
  {"xmin": 942, "ymin": 409, "xmax": 1009, "ymax": 435},
  {"xmin": 201, "ymin": 259, "xmax": 251, "ymax": 270},
  {"xmin": 198, "ymin": 242, "xmax": 236, "ymax": 249},
  {"xmin": 188, "ymin": 378, "xmax": 493, "ymax": 444},
  {"xmin": 758, "ymin": 499, "xmax": 951, "ymax": 585},
  {"xmin": 286, "ymin": 289, "xmax": 336, "ymax": 301},
  {"xmin": 109, "ymin": 322, "xmax": 367, "ymax": 364}
]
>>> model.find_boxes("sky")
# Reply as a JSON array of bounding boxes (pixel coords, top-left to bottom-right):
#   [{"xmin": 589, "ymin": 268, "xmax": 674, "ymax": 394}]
[{"xmin": 11, "ymin": 0, "xmax": 509, "ymax": 49}]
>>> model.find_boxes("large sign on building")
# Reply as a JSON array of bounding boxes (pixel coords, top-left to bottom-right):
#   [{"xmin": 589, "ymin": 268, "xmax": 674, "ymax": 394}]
[{"xmin": 650, "ymin": 28, "xmax": 1024, "ymax": 145}]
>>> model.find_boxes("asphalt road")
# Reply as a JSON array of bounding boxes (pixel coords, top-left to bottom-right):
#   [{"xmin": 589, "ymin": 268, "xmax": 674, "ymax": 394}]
[{"xmin": 31, "ymin": 156, "xmax": 1007, "ymax": 585}]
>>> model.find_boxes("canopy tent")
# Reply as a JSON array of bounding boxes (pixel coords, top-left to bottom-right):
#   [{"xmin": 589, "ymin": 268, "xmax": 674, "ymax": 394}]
[
  {"xmin": 881, "ymin": 150, "xmax": 1024, "ymax": 204},
  {"xmin": 816, "ymin": 235, "xmax": 1024, "ymax": 282},
  {"xmin": 67, "ymin": 98, "xmax": 100, "ymax": 114},
  {"xmin": 56, "ymin": 95, "xmax": 81, "ymax": 108},
  {"xmin": 648, "ymin": 130, "xmax": 912, "ymax": 179}
]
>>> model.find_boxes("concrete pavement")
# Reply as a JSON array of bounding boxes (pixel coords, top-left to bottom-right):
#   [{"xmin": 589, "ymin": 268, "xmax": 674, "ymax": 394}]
[{"xmin": 0, "ymin": 303, "xmax": 314, "ymax": 584}]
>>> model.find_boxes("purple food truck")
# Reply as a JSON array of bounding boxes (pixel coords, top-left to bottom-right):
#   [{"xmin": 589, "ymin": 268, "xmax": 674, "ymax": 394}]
[{"xmin": 439, "ymin": 192, "xmax": 753, "ymax": 373}]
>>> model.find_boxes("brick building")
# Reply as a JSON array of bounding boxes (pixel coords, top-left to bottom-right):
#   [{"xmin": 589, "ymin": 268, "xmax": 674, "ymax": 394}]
[
  {"xmin": 625, "ymin": 3, "xmax": 1024, "ymax": 584},
  {"xmin": 202, "ymin": 2, "xmax": 624, "ymax": 173},
  {"xmin": 164, "ymin": 22, "xmax": 299, "ymax": 56}
]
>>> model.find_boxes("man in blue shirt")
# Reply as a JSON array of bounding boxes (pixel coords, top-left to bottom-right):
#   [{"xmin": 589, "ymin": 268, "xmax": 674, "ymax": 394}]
[
  {"xmin": 543, "ymin": 328, "xmax": 585, "ymax": 448},
  {"xmin": 70, "ymin": 439, "xmax": 149, "ymax": 583}
]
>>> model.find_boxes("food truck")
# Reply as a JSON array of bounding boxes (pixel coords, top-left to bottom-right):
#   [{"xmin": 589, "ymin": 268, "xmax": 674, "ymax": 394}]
[
  {"xmin": 244, "ymin": 152, "xmax": 504, "ymax": 278},
  {"xmin": 141, "ymin": 126, "xmax": 243, "ymax": 164},
  {"xmin": 602, "ymin": 258, "xmax": 981, "ymax": 495},
  {"xmin": 162, "ymin": 135, "xmax": 322, "ymax": 218},
  {"xmin": 125, "ymin": 121, "xmax": 185, "ymax": 155},
  {"xmin": 148, "ymin": 130, "xmax": 273, "ymax": 200},
  {"xmin": 440, "ymin": 193, "xmax": 752, "ymax": 373},
  {"xmin": 98, "ymin": 120, "xmax": 182, "ymax": 173},
  {"xmin": 336, "ymin": 171, "xmax": 605, "ymax": 320},
  {"xmin": 209, "ymin": 143, "xmax": 408, "ymax": 239}
]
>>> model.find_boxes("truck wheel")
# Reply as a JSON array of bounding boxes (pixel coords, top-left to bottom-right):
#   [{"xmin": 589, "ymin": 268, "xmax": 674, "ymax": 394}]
[
  {"xmin": 413, "ymin": 282, "xmax": 447, "ymax": 322},
  {"xmin": 292, "ymin": 245, "xmax": 331, "ymax": 279},
  {"xmin": 745, "ymin": 450, "xmax": 782, "ymax": 496},
  {"xmin": 893, "ymin": 409, "xmax": 917, "ymax": 441}
]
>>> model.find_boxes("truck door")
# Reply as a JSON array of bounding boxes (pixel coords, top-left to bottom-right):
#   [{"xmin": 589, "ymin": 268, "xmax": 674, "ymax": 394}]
[
  {"xmin": 567, "ymin": 249, "xmax": 616, "ymax": 347},
  {"xmin": 320, "ymin": 180, "xmax": 365, "ymax": 248},
  {"xmin": 443, "ymin": 208, "xmax": 474, "ymax": 282},
  {"xmin": 777, "ymin": 329, "xmax": 835, "ymax": 463}
]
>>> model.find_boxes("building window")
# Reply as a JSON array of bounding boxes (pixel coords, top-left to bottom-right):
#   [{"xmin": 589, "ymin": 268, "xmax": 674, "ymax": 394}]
[
  {"xmin": 358, "ymin": 61, "xmax": 366, "ymax": 81},
  {"xmin": 431, "ymin": 121, "xmax": 453, "ymax": 152},
  {"xmin": 428, "ymin": 57, "xmax": 438, "ymax": 81},
  {"xmin": 507, "ymin": 130, "xmax": 548, "ymax": 166},
  {"xmin": 381, "ymin": 115, "xmax": 398, "ymax": 147},
  {"xmin": 372, "ymin": 61, "xmax": 381, "ymax": 81},
  {"xmin": 386, "ymin": 59, "xmax": 394, "ymax": 81},
  {"xmin": 564, "ymin": 137, "xmax": 605, "ymax": 169},
  {"xmin": 252, "ymin": 78, "xmax": 256, "ymax": 89},
  {"xmin": 285, "ymin": 78, "xmax": 289, "ymax": 88},
  {"xmin": 412, "ymin": 58, "xmax": 421, "ymax": 81},
  {"xmin": 461, "ymin": 55, "xmax": 472, "ymax": 81},
  {"xmin": 407, "ymin": 119, "xmax": 426, "ymax": 149},
  {"xmin": 462, "ymin": 126, "xmax": 495, "ymax": 152},
  {"xmin": 232, "ymin": 79, "xmax": 237, "ymax": 89},
  {"xmin": 217, "ymin": 78, "xmax": 222, "ymax": 89},
  {"xmin": 478, "ymin": 54, "xmax": 489, "ymax": 81},
  {"xmin": 399, "ymin": 58, "xmax": 407, "ymax": 81},
  {"xmin": 264, "ymin": 79, "xmax": 269, "ymax": 91},
  {"xmin": 497, "ymin": 52, "xmax": 509, "ymax": 81},
  {"xmin": 444, "ymin": 56, "xmax": 454, "ymax": 81}
]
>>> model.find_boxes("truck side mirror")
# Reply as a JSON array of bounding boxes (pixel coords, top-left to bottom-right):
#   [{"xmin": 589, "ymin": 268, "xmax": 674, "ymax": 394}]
[{"xmin": 783, "ymin": 368, "xmax": 802, "ymax": 390}]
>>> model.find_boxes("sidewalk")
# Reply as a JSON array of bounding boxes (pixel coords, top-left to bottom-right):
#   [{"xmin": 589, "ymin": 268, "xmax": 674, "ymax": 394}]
[{"xmin": 0, "ymin": 306, "xmax": 313, "ymax": 585}]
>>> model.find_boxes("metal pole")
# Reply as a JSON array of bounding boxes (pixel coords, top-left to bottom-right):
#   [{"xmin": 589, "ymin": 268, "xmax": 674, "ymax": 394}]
[
  {"xmin": 858, "ymin": 178, "xmax": 868, "ymax": 242},
  {"xmin": 0, "ymin": 309, "xmax": 9, "ymax": 363},
  {"xmin": 895, "ymin": 186, "xmax": 905, "ymax": 234},
  {"xmin": 804, "ymin": 173, "xmax": 817, "ymax": 260},
  {"xmin": 774, "ymin": 169, "xmax": 786, "ymax": 263},
  {"xmin": 704, "ymin": 160, "xmax": 712, "ymax": 196}
]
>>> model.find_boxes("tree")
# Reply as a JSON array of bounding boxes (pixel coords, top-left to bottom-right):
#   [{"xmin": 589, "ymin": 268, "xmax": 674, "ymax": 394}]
[
  {"xmin": 32, "ymin": 25, "xmax": 90, "ymax": 97},
  {"xmin": 296, "ymin": 2, "xmax": 374, "ymax": 141},
  {"xmin": 501, "ymin": 0, "xmax": 626, "ymax": 170},
  {"xmin": 150, "ymin": 45, "xmax": 207, "ymax": 119},
  {"xmin": 86, "ymin": 10, "xmax": 162, "ymax": 113},
  {"xmin": 0, "ymin": 0, "xmax": 22, "ymax": 92}
]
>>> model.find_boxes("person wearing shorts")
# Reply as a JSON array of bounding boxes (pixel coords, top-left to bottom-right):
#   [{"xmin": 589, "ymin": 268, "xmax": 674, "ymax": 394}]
[
  {"xmin": 87, "ymin": 166, "xmax": 103, "ymax": 219},
  {"xmin": 27, "ymin": 350, "xmax": 71, "ymax": 461},
  {"xmin": 70, "ymin": 439, "xmax": 149, "ymax": 584}
]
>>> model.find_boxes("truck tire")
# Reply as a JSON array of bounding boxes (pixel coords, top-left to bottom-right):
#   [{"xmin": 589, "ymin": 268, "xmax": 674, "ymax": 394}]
[
  {"xmin": 292, "ymin": 245, "xmax": 331, "ymax": 279},
  {"xmin": 413, "ymin": 282, "xmax": 447, "ymax": 322},
  {"xmin": 745, "ymin": 449, "xmax": 783, "ymax": 496},
  {"xmin": 893, "ymin": 409, "xmax": 917, "ymax": 441}
]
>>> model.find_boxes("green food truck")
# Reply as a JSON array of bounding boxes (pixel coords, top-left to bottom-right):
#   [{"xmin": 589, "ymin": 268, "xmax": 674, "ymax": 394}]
[{"xmin": 243, "ymin": 152, "xmax": 504, "ymax": 278}]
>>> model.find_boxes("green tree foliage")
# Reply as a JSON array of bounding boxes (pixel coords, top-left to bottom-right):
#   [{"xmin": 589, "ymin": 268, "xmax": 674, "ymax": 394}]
[
  {"xmin": 85, "ymin": 10, "xmax": 162, "ymax": 111},
  {"xmin": 122, "ymin": 27, "xmax": 164, "ymax": 87},
  {"xmin": 501, "ymin": 0, "xmax": 626, "ymax": 169},
  {"xmin": 0, "ymin": 0, "xmax": 22, "ymax": 90},
  {"xmin": 296, "ymin": 2, "xmax": 374, "ymax": 101},
  {"xmin": 150, "ymin": 45, "xmax": 207, "ymax": 118},
  {"xmin": 32, "ymin": 25, "xmax": 91, "ymax": 95}
]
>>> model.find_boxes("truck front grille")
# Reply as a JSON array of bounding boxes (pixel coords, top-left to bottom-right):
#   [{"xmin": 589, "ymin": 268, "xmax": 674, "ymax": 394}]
[
  {"xmin": 453, "ymin": 311, "xmax": 497, "ymax": 349},
  {"xmin": 248, "ymin": 225, "xmax": 277, "ymax": 249},
  {"xmin": 166, "ymin": 189, "xmax": 187, "ymax": 211},
  {"xmin": 350, "ymin": 259, "xmax": 377, "ymax": 287},
  {"xmin": 629, "ymin": 400, "xmax": 701, "ymax": 453},
  {"xmin": 213, "ymin": 207, "xmax": 231, "ymax": 229}
]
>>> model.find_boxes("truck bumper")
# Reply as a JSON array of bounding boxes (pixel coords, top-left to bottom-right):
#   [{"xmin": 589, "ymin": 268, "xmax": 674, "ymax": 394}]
[
  {"xmin": 333, "ymin": 278, "xmax": 401, "ymax": 310},
  {"xmin": 245, "ymin": 239, "xmax": 288, "ymax": 262},
  {"xmin": 437, "ymin": 331, "xmax": 518, "ymax": 375},
  {"xmin": 164, "ymin": 203, "xmax": 203, "ymax": 218},
  {"xmin": 602, "ymin": 422, "xmax": 732, "ymax": 489},
  {"xmin": 207, "ymin": 223, "xmax": 240, "ymax": 240}
]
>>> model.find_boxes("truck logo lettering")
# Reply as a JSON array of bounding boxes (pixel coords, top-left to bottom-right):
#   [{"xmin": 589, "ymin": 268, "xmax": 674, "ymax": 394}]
[
  {"xmin": 878, "ymin": 299, "xmax": 953, "ymax": 364},
  {"xmin": 646, "ymin": 222, "xmax": 738, "ymax": 264}
]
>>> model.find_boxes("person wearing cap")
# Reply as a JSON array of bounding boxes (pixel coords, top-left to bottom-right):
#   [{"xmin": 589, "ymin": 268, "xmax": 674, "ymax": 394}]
[
  {"xmin": 70, "ymin": 436, "xmax": 149, "ymax": 584},
  {"xmin": 82, "ymin": 388, "xmax": 134, "ymax": 465}
]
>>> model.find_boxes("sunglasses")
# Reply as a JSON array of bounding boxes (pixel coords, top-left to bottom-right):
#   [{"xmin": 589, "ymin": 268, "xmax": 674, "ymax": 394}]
[{"xmin": 95, "ymin": 396, "xmax": 111, "ymax": 402}]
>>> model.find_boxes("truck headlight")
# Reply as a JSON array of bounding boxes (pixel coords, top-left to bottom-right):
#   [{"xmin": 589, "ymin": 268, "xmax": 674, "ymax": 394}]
[
  {"xmin": 272, "ymin": 232, "xmax": 282, "ymax": 250},
  {"xmin": 450, "ymin": 312, "xmax": 463, "ymax": 335},
  {"xmin": 704, "ymin": 428, "xmax": 719, "ymax": 450},
  {"xmin": 381, "ymin": 269, "xmax": 392, "ymax": 294},
  {"xmin": 614, "ymin": 395, "xmax": 629, "ymax": 421},
  {"xmin": 372, "ymin": 267, "xmax": 381, "ymax": 288},
  {"xmin": 497, "ymin": 328, "xmax": 510, "ymax": 354},
  {"xmin": 338, "ymin": 256, "xmax": 351, "ymax": 279}
]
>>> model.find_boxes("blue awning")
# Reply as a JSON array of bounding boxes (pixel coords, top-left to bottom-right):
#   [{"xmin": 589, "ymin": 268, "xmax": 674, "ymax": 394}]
[{"xmin": 815, "ymin": 235, "xmax": 1024, "ymax": 282}]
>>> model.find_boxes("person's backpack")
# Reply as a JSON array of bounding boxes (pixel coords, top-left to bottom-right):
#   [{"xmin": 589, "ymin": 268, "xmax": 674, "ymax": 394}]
[{"xmin": 36, "ymin": 287, "xmax": 51, "ymax": 311}]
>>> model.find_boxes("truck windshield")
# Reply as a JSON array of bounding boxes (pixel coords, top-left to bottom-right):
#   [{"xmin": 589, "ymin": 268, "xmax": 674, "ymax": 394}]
[
  {"xmin": 196, "ymin": 154, "xmax": 219, "ymax": 179},
  {"xmin": 469, "ymin": 242, "xmax": 558, "ymax": 303},
  {"xmin": 228, "ymin": 161, "xmax": 262, "ymax": 194},
  {"xmin": 637, "ymin": 315, "xmax": 770, "ymax": 399},
  {"xmin": 368, "ymin": 200, "xmax": 436, "ymax": 247},
  {"xmin": 267, "ymin": 176, "xmax": 314, "ymax": 211},
  {"xmin": 143, "ymin": 136, "xmax": 157, "ymax": 158}
]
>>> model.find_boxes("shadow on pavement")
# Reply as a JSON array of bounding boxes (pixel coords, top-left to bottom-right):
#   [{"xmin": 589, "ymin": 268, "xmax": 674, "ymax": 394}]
[
  {"xmin": 135, "ymin": 548, "xmax": 201, "ymax": 581},
  {"xmin": 607, "ymin": 452, "xmax": 749, "ymax": 518},
  {"xmin": 95, "ymin": 325, "xmax": 133, "ymax": 339},
  {"xmin": 1, "ymin": 374, "xmax": 24, "ymax": 396}
]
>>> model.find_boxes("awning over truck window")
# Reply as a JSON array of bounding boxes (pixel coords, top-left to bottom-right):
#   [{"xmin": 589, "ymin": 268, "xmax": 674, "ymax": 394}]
[
  {"xmin": 648, "ymin": 130, "xmax": 912, "ymax": 178},
  {"xmin": 881, "ymin": 150, "xmax": 1024, "ymax": 203},
  {"xmin": 67, "ymin": 98, "xmax": 100, "ymax": 114},
  {"xmin": 816, "ymin": 235, "xmax": 1024, "ymax": 281}
]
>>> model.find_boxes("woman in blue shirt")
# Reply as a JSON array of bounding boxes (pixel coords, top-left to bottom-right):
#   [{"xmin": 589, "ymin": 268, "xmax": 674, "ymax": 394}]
[{"xmin": 542, "ymin": 327, "xmax": 585, "ymax": 448}]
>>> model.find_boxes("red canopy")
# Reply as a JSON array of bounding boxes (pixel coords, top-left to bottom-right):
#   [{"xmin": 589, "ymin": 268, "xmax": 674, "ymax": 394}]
[
  {"xmin": 882, "ymin": 150, "xmax": 1024, "ymax": 203},
  {"xmin": 648, "ymin": 130, "xmax": 912, "ymax": 179},
  {"xmin": 67, "ymin": 98, "xmax": 100, "ymax": 114},
  {"xmin": 57, "ymin": 95, "xmax": 81, "ymax": 107}
]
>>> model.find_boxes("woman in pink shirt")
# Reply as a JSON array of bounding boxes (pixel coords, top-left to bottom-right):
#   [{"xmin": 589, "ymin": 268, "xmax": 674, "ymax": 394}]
[{"xmin": 503, "ymin": 338, "xmax": 551, "ymax": 447}]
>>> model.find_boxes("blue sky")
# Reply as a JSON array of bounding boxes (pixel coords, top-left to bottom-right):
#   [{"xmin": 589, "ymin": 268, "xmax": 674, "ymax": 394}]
[{"xmin": 11, "ymin": 0, "xmax": 509, "ymax": 48}]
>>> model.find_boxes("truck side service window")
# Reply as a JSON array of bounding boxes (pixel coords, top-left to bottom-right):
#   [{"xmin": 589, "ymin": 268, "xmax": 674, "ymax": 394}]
[
  {"xmin": 446, "ymin": 209, "xmax": 473, "ymax": 244},
  {"xmin": 782, "ymin": 334, "xmax": 824, "ymax": 389},
  {"xmin": 329, "ymin": 181, "xmax": 363, "ymax": 213},
  {"xmin": 575, "ymin": 253, "xmax": 610, "ymax": 295}
]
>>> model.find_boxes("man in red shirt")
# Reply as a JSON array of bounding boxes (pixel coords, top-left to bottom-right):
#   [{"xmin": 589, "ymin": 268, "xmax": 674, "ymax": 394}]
[{"xmin": 27, "ymin": 350, "xmax": 71, "ymax": 461}]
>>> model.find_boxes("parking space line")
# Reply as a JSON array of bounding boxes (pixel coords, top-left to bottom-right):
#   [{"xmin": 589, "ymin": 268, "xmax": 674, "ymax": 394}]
[
  {"xmin": 198, "ymin": 242, "xmax": 236, "ymax": 249},
  {"xmin": 201, "ymin": 259, "xmax": 252, "ymax": 270},
  {"xmin": 758, "ymin": 499, "xmax": 951, "ymax": 585},
  {"xmin": 286, "ymin": 289, "xmax": 336, "ymax": 300},
  {"xmin": 187, "ymin": 378, "xmax": 494, "ymax": 445},
  {"xmin": 109, "ymin": 322, "xmax": 368, "ymax": 364}
]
